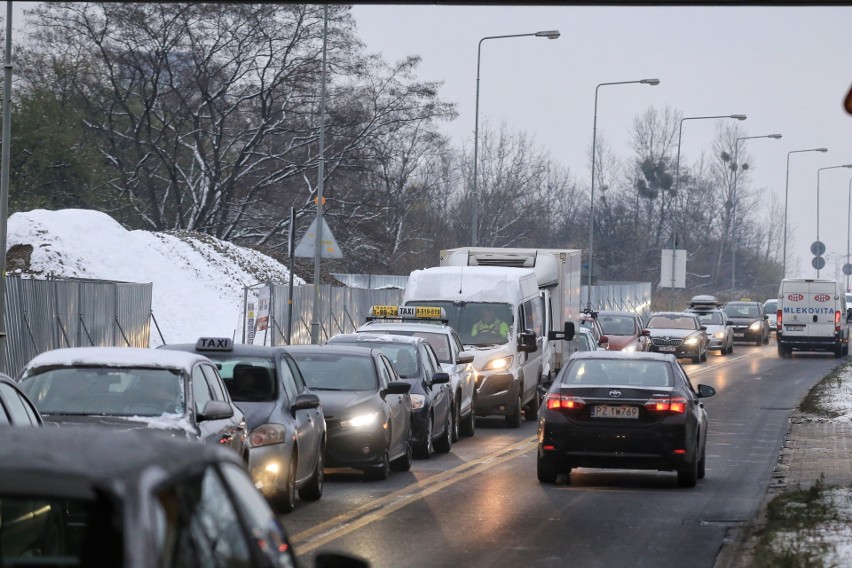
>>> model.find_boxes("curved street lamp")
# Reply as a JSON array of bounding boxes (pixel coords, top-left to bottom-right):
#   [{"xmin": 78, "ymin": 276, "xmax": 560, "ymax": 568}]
[
  {"xmin": 667, "ymin": 114, "xmax": 747, "ymax": 289},
  {"xmin": 730, "ymin": 133, "xmax": 782, "ymax": 291},
  {"xmin": 816, "ymin": 164, "xmax": 852, "ymax": 277},
  {"xmin": 586, "ymin": 77, "xmax": 660, "ymax": 310},
  {"xmin": 784, "ymin": 148, "xmax": 828, "ymax": 277},
  {"xmin": 471, "ymin": 30, "xmax": 560, "ymax": 246}
]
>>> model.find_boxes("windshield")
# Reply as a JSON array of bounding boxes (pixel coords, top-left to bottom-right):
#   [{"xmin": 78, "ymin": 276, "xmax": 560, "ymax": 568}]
[
  {"xmin": 19, "ymin": 366, "xmax": 185, "ymax": 416},
  {"xmin": 205, "ymin": 356, "xmax": 277, "ymax": 402},
  {"xmin": 290, "ymin": 353, "xmax": 378, "ymax": 391},
  {"xmin": 724, "ymin": 304, "xmax": 760, "ymax": 318},
  {"xmin": 646, "ymin": 315, "xmax": 699, "ymax": 330},
  {"xmin": 597, "ymin": 315, "xmax": 637, "ymax": 336},
  {"xmin": 559, "ymin": 359, "xmax": 672, "ymax": 387},
  {"xmin": 327, "ymin": 338, "xmax": 421, "ymax": 378},
  {"xmin": 404, "ymin": 301, "xmax": 513, "ymax": 346},
  {"xmin": 361, "ymin": 329, "xmax": 453, "ymax": 364}
]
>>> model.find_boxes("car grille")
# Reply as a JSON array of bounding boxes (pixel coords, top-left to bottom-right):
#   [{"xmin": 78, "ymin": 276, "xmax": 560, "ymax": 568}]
[{"xmin": 651, "ymin": 337, "xmax": 683, "ymax": 347}]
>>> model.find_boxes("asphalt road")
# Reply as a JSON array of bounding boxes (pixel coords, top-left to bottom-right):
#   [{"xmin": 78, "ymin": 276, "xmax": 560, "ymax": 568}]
[{"xmin": 282, "ymin": 339, "xmax": 844, "ymax": 568}]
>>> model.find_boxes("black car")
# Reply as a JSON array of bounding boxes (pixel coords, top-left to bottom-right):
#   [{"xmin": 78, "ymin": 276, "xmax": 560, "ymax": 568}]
[
  {"xmin": 723, "ymin": 300, "xmax": 771, "ymax": 345},
  {"xmin": 0, "ymin": 426, "xmax": 367, "ymax": 568},
  {"xmin": 645, "ymin": 311, "xmax": 709, "ymax": 364},
  {"xmin": 537, "ymin": 351, "xmax": 716, "ymax": 487},
  {"xmin": 288, "ymin": 344, "xmax": 413, "ymax": 480},
  {"xmin": 0, "ymin": 373, "xmax": 43, "ymax": 426},
  {"xmin": 159, "ymin": 338, "xmax": 326, "ymax": 513},
  {"xmin": 326, "ymin": 333, "xmax": 453, "ymax": 459}
]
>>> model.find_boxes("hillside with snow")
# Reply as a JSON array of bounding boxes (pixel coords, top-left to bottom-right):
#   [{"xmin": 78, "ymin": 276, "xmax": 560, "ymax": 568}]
[{"xmin": 6, "ymin": 209, "xmax": 303, "ymax": 346}]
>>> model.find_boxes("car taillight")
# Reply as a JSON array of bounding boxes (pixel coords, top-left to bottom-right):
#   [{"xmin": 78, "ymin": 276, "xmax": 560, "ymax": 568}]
[
  {"xmin": 546, "ymin": 393, "xmax": 586, "ymax": 411},
  {"xmin": 777, "ymin": 309, "xmax": 782, "ymax": 331},
  {"xmin": 835, "ymin": 310, "xmax": 841, "ymax": 332},
  {"xmin": 644, "ymin": 396, "xmax": 687, "ymax": 414}
]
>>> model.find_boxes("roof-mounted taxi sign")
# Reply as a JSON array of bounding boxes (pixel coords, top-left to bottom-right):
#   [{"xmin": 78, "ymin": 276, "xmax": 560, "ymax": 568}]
[
  {"xmin": 195, "ymin": 337, "xmax": 234, "ymax": 351},
  {"xmin": 368, "ymin": 305, "xmax": 447, "ymax": 321}
]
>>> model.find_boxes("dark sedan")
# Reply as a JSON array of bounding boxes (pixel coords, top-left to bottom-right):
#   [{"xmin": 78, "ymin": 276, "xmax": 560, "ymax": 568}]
[
  {"xmin": 160, "ymin": 338, "xmax": 326, "ymax": 513},
  {"xmin": 16, "ymin": 347, "xmax": 249, "ymax": 457},
  {"xmin": 0, "ymin": 426, "xmax": 367, "ymax": 568},
  {"xmin": 0, "ymin": 373, "xmax": 43, "ymax": 426},
  {"xmin": 645, "ymin": 312, "xmax": 709, "ymax": 364},
  {"xmin": 723, "ymin": 300, "xmax": 771, "ymax": 345},
  {"xmin": 326, "ymin": 333, "xmax": 453, "ymax": 459},
  {"xmin": 288, "ymin": 344, "xmax": 413, "ymax": 480},
  {"xmin": 537, "ymin": 351, "xmax": 716, "ymax": 487}
]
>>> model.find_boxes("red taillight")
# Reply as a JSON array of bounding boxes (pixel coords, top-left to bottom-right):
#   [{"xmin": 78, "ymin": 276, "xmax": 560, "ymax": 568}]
[
  {"xmin": 546, "ymin": 393, "xmax": 586, "ymax": 411},
  {"xmin": 835, "ymin": 309, "xmax": 841, "ymax": 332},
  {"xmin": 644, "ymin": 397, "xmax": 687, "ymax": 414},
  {"xmin": 777, "ymin": 309, "xmax": 782, "ymax": 331}
]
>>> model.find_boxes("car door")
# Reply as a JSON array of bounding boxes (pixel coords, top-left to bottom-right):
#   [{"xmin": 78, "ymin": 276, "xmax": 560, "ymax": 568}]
[
  {"xmin": 421, "ymin": 343, "xmax": 449, "ymax": 429},
  {"xmin": 279, "ymin": 355, "xmax": 321, "ymax": 482},
  {"xmin": 193, "ymin": 364, "xmax": 242, "ymax": 452},
  {"xmin": 377, "ymin": 354, "xmax": 408, "ymax": 457},
  {"xmin": 450, "ymin": 329, "xmax": 476, "ymax": 416}
]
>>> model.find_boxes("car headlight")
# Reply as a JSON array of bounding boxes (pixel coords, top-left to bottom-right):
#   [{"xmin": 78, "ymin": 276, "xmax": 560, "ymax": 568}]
[
  {"xmin": 483, "ymin": 356, "xmax": 513, "ymax": 371},
  {"xmin": 250, "ymin": 424, "xmax": 287, "ymax": 448},
  {"xmin": 749, "ymin": 321, "xmax": 762, "ymax": 331},
  {"xmin": 714, "ymin": 331, "xmax": 727, "ymax": 339},
  {"xmin": 622, "ymin": 344, "xmax": 637, "ymax": 352},
  {"xmin": 683, "ymin": 336, "xmax": 698, "ymax": 346},
  {"xmin": 410, "ymin": 394, "xmax": 426, "ymax": 410},
  {"xmin": 340, "ymin": 412, "xmax": 380, "ymax": 429}
]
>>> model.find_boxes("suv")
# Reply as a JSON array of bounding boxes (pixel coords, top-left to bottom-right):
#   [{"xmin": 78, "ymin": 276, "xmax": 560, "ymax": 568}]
[
  {"xmin": 356, "ymin": 306, "xmax": 477, "ymax": 439},
  {"xmin": 686, "ymin": 295, "xmax": 734, "ymax": 355},
  {"xmin": 722, "ymin": 300, "xmax": 770, "ymax": 346}
]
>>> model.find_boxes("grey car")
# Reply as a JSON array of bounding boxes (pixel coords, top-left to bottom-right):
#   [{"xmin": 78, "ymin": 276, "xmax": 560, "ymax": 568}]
[
  {"xmin": 645, "ymin": 312, "xmax": 709, "ymax": 364},
  {"xmin": 159, "ymin": 338, "xmax": 326, "ymax": 513}
]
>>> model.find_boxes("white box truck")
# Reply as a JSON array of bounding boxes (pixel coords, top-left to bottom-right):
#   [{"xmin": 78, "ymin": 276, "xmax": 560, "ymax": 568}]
[{"xmin": 777, "ymin": 278, "xmax": 848, "ymax": 357}]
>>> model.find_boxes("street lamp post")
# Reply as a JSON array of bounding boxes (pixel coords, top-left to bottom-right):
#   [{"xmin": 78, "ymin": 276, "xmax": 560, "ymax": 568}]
[
  {"xmin": 730, "ymin": 133, "xmax": 782, "ymax": 291},
  {"xmin": 586, "ymin": 77, "xmax": 660, "ymax": 310},
  {"xmin": 669, "ymin": 114, "xmax": 747, "ymax": 289},
  {"xmin": 847, "ymin": 177, "xmax": 852, "ymax": 291},
  {"xmin": 816, "ymin": 164, "xmax": 852, "ymax": 277},
  {"xmin": 784, "ymin": 148, "xmax": 828, "ymax": 278},
  {"xmin": 472, "ymin": 29, "xmax": 560, "ymax": 246}
]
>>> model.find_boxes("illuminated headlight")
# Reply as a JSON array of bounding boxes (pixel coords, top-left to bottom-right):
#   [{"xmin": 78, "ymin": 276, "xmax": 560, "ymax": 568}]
[
  {"xmin": 410, "ymin": 394, "xmax": 426, "ymax": 410},
  {"xmin": 340, "ymin": 412, "xmax": 380, "ymax": 429},
  {"xmin": 622, "ymin": 344, "xmax": 637, "ymax": 352},
  {"xmin": 683, "ymin": 337, "xmax": 698, "ymax": 346},
  {"xmin": 749, "ymin": 321, "xmax": 762, "ymax": 331},
  {"xmin": 265, "ymin": 462, "xmax": 280, "ymax": 474},
  {"xmin": 250, "ymin": 424, "xmax": 287, "ymax": 448},
  {"xmin": 714, "ymin": 331, "xmax": 727, "ymax": 339},
  {"xmin": 483, "ymin": 356, "xmax": 513, "ymax": 371}
]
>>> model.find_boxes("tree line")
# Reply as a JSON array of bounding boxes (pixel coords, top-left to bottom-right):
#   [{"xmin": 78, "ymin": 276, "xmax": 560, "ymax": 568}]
[{"xmin": 6, "ymin": 3, "xmax": 783, "ymax": 296}]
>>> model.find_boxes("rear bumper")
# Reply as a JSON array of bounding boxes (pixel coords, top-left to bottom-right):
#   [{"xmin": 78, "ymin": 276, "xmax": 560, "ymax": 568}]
[{"xmin": 777, "ymin": 333, "xmax": 844, "ymax": 352}]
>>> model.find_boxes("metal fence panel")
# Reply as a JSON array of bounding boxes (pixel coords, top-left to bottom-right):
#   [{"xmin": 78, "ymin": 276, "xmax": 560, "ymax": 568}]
[{"xmin": 582, "ymin": 282, "xmax": 653, "ymax": 323}]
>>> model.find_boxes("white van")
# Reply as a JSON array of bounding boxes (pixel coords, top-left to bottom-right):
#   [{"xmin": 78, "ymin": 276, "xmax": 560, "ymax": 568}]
[
  {"xmin": 403, "ymin": 266, "xmax": 558, "ymax": 428},
  {"xmin": 776, "ymin": 278, "xmax": 848, "ymax": 357}
]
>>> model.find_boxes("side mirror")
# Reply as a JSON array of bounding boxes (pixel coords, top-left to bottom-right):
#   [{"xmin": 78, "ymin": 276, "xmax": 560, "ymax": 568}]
[
  {"xmin": 700, "ymin": 326, "xmax": 707, "ymax": 332},
  {"xmin": 640, "ymin": 329, "xmax": 650, "ymax": 336},
  {"xmin": 457, "ymin": 351, "xmax": 475, "ymax": 365},
  {"xmin": 292, "ymin": 393, "xmax": 321, "ymax": 413},
  {"xmin": 763, "ymin": 314, "xmax": 769, "ymax": 320},
  {"xmin": 598, "ymin": 335, "xmax": 609, "ymax": 347},
  {"xmin": 198, "ymin": 400, "xmax": 234, "ymax": 421},
  {"xmin": 382, "ymin": 381, "xmax": 411, "ymax": 398},
  {"xmin": 726, "ymin": 321, "xmax": 734, "ymax": 326},
  {"xmin": 431, "ymin": 372, "xmax": 450, "ymax": 385},
  {"xmin": 518, "ymin": 331, "xmax": 538, "ymax": 353},
  {"xmin": 697, "ymin": 384, "xmax": 716, "ymax": 398},
  {"xmin": 548, "ymin": 321, "xmax": 575, "ymax": 342}
]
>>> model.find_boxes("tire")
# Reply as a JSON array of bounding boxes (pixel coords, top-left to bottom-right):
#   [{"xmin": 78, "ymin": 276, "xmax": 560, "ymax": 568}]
[
  {"xmin": 298, "ymin": 444, "xmax": 324, "ymax": 501},
  {"xmin": 434, "ymin": 407, "xmax": 453, "ymax": 453},
  {"xmin": 691, "ymin": 355, "xmax": 700, "ymax": 364},
  {"xmin": 728, "ymin": 343, "xmax": 734, "ymax": 355},
  {"xmin": 505, "ymin": 394, "xmax": 523, "ymax": 428},
  {"xmin": 459, "ymin": 396, "xmax": 476, "ymax": 438},
  {"xmin": 525, "ymin": 387, "xmax": 540, "ymax": 421},
  {"xmin": 755, "ymin": 337, "xmax": 762, "ymax": 347},
  {"xmin": 537, "ymin": 455, "xmax": 558, "ymax": 483},
  {"xmin": 700, "ymin": 348, "xmax": 707, "ymax": 362},
  {"xmin": 835, "ymin": 345, "xmax": 844, "ymax": 358},
  {"xmin": 271, "ymin": 454, "xmax": 297, "ymax": 513},
  {"xmin": 450, "ymin": 398, "xmax": 461, "ymax": 443},
  {"xmin": 763, "ymin": 331, "xmax": 770, "ymax": 345},
  {"xmin": 778, "ymin": 344, "xmax": 790, "ymax": 358},
  {"xmin": 697, "ymin": 445, "xmax": 706, "ymax": 480},
  {"xmin": 390, "ymin": 439, "xmax": 413, "ymax": 472},
  {"xmin": 414, "ymin": 413, "xmax": 434, "ymax": 459},
  {"xmin": 364, "ymin": 451, "xmax": 390, "ymax": 481},
  {"xmin": 677, "ymin": 458, "xmax": 698, "ymax": 488}
]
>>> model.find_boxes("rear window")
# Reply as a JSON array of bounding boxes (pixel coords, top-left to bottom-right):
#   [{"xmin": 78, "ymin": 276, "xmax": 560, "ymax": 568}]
[
  {"xmin": 560, "ymin": 359, "xmax": 672, "ymax": 387},
  {"xmin": 290, "ymin": 353, "xmax": 378, "ymax": 391},
  {"xmin": 208, "ymin": 357, "xmax": 278, "ymax": 402},
  {"xmin": 764, "ymin": 300, "xmax": 777, "ymax": 313}
]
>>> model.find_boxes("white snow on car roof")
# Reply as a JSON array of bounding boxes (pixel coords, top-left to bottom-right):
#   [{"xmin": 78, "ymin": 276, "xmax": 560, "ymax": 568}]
[{"xmin": 23, "ymin": 346, "xmax": 207, "ymax": 372}]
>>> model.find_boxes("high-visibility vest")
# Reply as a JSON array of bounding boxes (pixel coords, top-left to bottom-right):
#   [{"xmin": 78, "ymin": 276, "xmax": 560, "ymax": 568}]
[{"xmin": 472, "ymin": 320, "xmax": 509, "ymax": 336}]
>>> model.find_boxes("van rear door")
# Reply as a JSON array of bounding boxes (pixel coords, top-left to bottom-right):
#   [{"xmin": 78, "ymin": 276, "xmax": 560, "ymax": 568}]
[{"xmin": 781, "ymin": 281, "xmax": 837, "ymax": 338}]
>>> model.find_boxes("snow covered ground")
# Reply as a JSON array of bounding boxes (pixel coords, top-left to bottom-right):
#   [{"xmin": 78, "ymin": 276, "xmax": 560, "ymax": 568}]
[{"xmin": 7, "ymin": 209, "xmax": 302, "ymax": 346}]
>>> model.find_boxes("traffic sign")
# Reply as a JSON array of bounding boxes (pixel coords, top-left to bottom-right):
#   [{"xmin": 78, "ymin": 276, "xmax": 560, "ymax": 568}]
[
  {"xmin": 812, "ymin": 256, "xmax": 826, "ymax": 270},
  {"xmin": 811, "ymin": 241, "xmax": 826, "ymax": 256},
  {"xmin": 843, "ymin": 263, "xmax": 852, "ymax": 276}
]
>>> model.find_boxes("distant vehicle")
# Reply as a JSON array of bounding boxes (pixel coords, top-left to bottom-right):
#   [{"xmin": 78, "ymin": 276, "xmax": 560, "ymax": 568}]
[
  {"xmin": 595, "ymin": 310, "xmax": 650, "ymax": 352},
  {"xmin": 356, "ymin": 305, "xmax": 478, "ymax": 439},
  {"xmin": 723, "ymin": 300, "xmax": 771, "ymax": 346},
  {"xmin": 686, "ymin": 295, "xmax": 734, "ymax": 355},
  {"xmin": 0, "ymin": 373, "xmax": 43, "ymax": 426},
  {"xmin": 17, "ymin": 347, "xmax": 249, "ymax": 458},
  {"xmin": 579, "ymin": 311, "xmax": 610, "ymax": 350},
  {"xmin": 777, "ymin": 278, "xmax": 849, "ymax": 357},
  {"xmin": 287, "ymin": 344, "xmax": 413, "ymax": 480},
  {"xmin": 159, "ymin": 338, "xmax": 326, "ymax": 513},
  {"xmin": 763, "ymin": 298, "xmax": 778, "ymax": 332},
  {"xmin": 575, "ymin": 327, "xmax": 603, "ymax": 353},
  {"xmin": 0, "ymin": 426, "xmax": 368, "ymax": 568},
  {"xmin": 537, "ymin": 351, "xmax": 716, "ymax": 488},
  {"xmin": 325, "ymin": 333, "xmax": 453, "ymax": 459},
  {"xmin": 645, "ymin": 312, "xmax": 709, "ymax": 364}
]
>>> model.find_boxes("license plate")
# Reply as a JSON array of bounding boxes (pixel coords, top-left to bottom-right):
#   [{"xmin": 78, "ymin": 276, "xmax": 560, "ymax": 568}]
[
  {"xmin": 657, "ymin": 346, "xmax": 677, "ymax": 352},
  {"xmin": 734, "ymin": 333, "xmax": 745, "ymax": 337},
  {"xmin": 591, "ymin": 405, "xmax": 639, "ymax": 419},
  {"xmin": 785, "ymin": 325, "xmax": 805, "ymax": 331}
]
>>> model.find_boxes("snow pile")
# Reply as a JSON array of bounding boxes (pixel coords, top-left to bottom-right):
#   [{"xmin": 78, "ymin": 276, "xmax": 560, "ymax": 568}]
[
  {"xmin": 814, "ymin": 365, "xmax": 852, "ymax": 422},
  {"xmin": 7, "ymin": 209, "xmax": 303, "ymax": 346}
]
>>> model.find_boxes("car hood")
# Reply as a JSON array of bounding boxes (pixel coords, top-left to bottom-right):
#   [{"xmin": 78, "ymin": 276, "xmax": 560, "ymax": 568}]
[
  {"xmin": 42, "ymin": 413, "xmax": 200, "ymax": 439},
  {"xmin": 233, "ymin": 401, "xmax": 275, "ymax": 430},
  {"xmin": 604, "ymin": 335, "xmax": 637, "ymax": 350},
  {"xmin": 726, "ymin": 316, "xmax": 760, "ymax": 325},
  {"xmin": 646, "ymin": 329, "xmax": 699, "ymax": 339},
  {"xmin": 314, "ymin": 391, "xmax": 377, "ymax": 420}
]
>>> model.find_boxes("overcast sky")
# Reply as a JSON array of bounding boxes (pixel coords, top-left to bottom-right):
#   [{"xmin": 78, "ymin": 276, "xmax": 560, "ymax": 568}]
[
  {"xmin": 8, "ymin": 3, "xmax": 852, "ymax": 285},
  {"xmin": 350, "ymin": 4, "xmax": 852, "ymax": 283}
]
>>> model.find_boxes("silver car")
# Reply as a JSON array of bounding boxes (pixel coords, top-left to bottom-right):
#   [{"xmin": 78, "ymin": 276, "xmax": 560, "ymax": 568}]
[{"xmin": 687, "ymin": 308, "xmax": 734, "ymax": 355}]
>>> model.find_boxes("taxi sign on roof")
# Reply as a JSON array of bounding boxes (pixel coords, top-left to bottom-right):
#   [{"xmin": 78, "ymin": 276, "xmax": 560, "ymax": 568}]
[
  {"xmin": 196, "ymin": 337, "xmax": 234, "ymax": 351},
  {"xmin": 368, "ymin": 305, "xmax": 446, "ymax": 320}
]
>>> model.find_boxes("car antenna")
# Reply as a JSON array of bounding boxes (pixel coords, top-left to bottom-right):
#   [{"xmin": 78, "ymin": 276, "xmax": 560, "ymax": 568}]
[{"xmin": 458, "ymin": 265, "xmax": 464, "ymax": 295}]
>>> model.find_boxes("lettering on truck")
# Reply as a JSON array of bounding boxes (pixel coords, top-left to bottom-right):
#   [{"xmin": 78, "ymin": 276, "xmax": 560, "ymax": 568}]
[{"xmin": 782, "ymin": 307, "xmax": 836, "ymax": 314}]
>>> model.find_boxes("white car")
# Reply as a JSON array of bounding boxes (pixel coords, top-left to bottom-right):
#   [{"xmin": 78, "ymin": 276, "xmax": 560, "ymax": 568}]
[
  {"xmin": 764, "ymin": 298, "xmax": 778, "ymax": 333},
  {"xmin": 355, "ymin": 313, "xmax": 478, "ymax": 440}
]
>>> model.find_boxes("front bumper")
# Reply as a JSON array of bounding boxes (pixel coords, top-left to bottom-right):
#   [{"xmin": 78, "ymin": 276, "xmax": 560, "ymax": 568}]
[
  {"xmin": 732, "ymin": 325, "xmax": 762, "ymax": 342},
  {"xmin": 324, "ymin": 422, "xmax": 388, "ymax": 469},
  {"xmin": 474, "ymin": 371, "xmax": 518, "ymax": 417},
  {"xmin": 649, "ymin": 342, "xmax": 701, "ymax": 359},
  {"xmin": 248, "ymin": 443, "xmax": 294, "ymax": 497}
]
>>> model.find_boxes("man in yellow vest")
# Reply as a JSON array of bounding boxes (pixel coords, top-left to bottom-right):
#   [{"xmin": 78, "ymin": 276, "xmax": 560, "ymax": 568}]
[{"xmin": 471, "ymin": 305, "xmax": 510, "ymax": 339}]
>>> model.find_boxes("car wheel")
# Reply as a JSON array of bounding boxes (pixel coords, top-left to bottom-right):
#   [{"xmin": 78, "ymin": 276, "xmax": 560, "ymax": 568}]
[
  {"xmin": 364, "ymin": 451, "xmax": 390, "ymax": 481},
  {"xmin": 755, "ymin": 336, "xmax": 762, "ymax": 347},
  {"xmin": 777, "ymin": 344, "xmax": 790, "ymax": 358},
  {"xmin": 298, "ymin": 443, "xmax": 324, "ymax": 501},
  {"xmin": 728, "ymin": 342, "xmax": 734, "ymax": 355},
  {"xmin": 390, "ymin": 438, "xmax": 413, "ymax": 472},
  {"xmin": 677, "ymin": 453, "xmax": 699, "ymax": 488},
  {"xmin": 271, "ymin": 454, "xmax": 297, "ymax": 513},
  {"xmin": 505, "ymin": 393, "xmax": 522, "ymax": 428},
  {"xmin": 700, "ymin": 348, "xmax": 707, "ymax": 362},
  {"xmin": 691, "ymin": 355, "xmax": 700, "ymax": 364},
  {"xmin": 697, "ymin": 445, "xmax": 706, "ymax": 480},
  {"xmin": 537, "ymin": 454, "xmax": 558, "ymax": 483},
  {"xmin": 414, "ymin": 413, "xmax": 434, "ymax": 459},
  {"xmin": 835, "ymin": 345, "xmax": 844, "ymax": 358},
  {"xmin": 434, "ymin": 407, "xmax": 452, "ymax": 453},
  {"xmin": 459, "ymin": 396, "xmax": 476, "ymax": 437},
  {"xmin": 525, "ymin": 387, "xmax": 540, "ymax": 421},
  {"xmin": 451, "ymin": 398, "xmax": 461, "ymax": 443}
]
